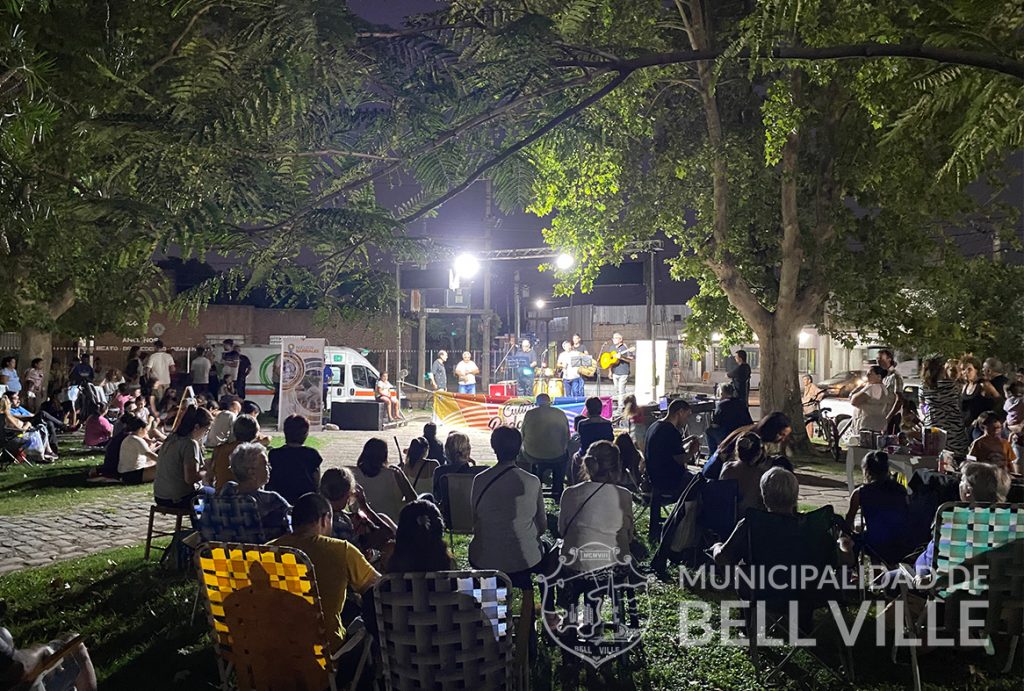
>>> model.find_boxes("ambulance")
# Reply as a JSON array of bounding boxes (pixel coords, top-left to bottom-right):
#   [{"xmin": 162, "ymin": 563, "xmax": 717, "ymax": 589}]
[{"xmin": 227, "ymin": 345, "xmax": 393, "ymax": 413}]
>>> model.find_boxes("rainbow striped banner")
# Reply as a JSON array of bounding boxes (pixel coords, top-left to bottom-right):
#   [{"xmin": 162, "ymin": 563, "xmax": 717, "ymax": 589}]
[{"xmin": 432, "ymin": 392, "xmax": 612, "ymax": 431}]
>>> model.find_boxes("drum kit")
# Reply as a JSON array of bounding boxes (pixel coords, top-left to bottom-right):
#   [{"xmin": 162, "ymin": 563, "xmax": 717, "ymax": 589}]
[{"xmin": 531, "ymin": 367, "xmax": 565, "ymax": 398}]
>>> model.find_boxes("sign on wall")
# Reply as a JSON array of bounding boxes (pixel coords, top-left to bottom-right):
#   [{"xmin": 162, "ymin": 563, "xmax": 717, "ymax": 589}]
[{"xmin": 278, "ymin": 337, "xmax": 326, "ymax": 430}]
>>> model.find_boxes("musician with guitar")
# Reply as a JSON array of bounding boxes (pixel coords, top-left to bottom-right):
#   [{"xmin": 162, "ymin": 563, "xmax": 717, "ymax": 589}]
[{"xmin": 600, "ymin": 332, "xmax": 635, "ymax": 410}]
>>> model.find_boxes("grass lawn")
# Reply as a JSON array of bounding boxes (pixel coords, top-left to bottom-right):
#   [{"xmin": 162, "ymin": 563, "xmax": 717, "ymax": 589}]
[{"xmin": 2, "ymin": 512, "xmax": 1020, "ymax": 689}]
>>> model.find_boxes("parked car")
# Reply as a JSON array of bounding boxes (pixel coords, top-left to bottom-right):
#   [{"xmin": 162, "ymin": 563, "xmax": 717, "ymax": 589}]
[{"xmin": 818, "ymin": 370, "xmax": 863, "ymax": 398}]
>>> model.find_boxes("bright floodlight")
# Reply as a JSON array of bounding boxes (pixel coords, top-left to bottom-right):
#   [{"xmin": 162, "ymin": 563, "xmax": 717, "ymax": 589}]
[
  {"xmin": 534, "ymin": 298, "xmax": 546, "ymax": 309},
  {"xmin": 711, "ymin": 332, "xmax": 723, "ymax": 343},
  {"xmin": 453, "ymin": 253, "xmax": 480, "ymax": 278},
  {"xmin": 555, "ymin": 253, "xmax": 575, "ymax": 270}
]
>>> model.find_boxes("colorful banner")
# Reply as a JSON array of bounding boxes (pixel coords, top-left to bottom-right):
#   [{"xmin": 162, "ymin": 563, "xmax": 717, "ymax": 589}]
[
  {"xmin": 278, "ymin": 337, "xmax": 326, "ymax": 430},
  {"xmin": 432, "ymin": 392, "xmax": 613, "ymax": 431}
]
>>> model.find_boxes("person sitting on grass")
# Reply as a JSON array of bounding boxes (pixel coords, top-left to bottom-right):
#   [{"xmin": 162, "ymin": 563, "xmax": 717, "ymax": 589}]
[
  {"xmin": 711, "ymin": 467, "xmax": 800, "ymax": 567},
  {"xmin": 268, "ymin": 415, "xmax": 323, "ymax": 505},
  {"xmin": 271, "ymin": 493, "xmax": 379, "ymax": 688},
  {"xmin": 220, "ymin": 442, "xmax": 291, "ymax": 540},
  {"xmin": 0, "ymin": 628, "xmax": 97, "ymax": 691},
  {"xmin": 352, "ymin": 438, "xmax": 416, "ymax": 523},
  {"xmin": 209, "ymin": 414, "xmax": 260, "ymax": 491},
  {"xmin": 83, "ymin": 402, "xmax": 113, "ymax": 448},
  {"xmin": 400, "ymin": 436, "xmax": 440, "ymax": 496},
  {"xmin": 320, "ymin": 467, "xmax": 396, "ymax": 565},
  {"xmin": 118, "ymin": 415, "xmax": 159, "ymax": 485},
  {"xmin": 431, "ymin": 431, "xmax": 484, "ymax": 522},
  {"xmin": 843, "ymin": 450, "xmax": 909, "ymax": 565},
  {"xmin": 1, "ymin": 394, "xmax": 56, "ymax": 462},
  {"xmin": 386, "ymin": 500, "xmax": 455, "ymax": 573}
]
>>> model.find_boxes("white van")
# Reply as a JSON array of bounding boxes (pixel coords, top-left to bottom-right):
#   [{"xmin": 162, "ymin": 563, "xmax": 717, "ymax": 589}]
[{"xmin": 220, "ymin": 345, "xmax": 389, "ymax": 413}]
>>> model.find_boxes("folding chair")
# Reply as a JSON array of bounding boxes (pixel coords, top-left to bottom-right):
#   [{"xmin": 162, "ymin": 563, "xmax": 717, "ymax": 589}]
[
  {"xmin": 374, "ymin": 570, "xmax": 519, "ymax": 690},
  {"xmin": 444, "ymin": 473, "xmax": 475, "ymax": 548},
  {"xmin": 896, "ymin": 502, "xmax": 1024, "ymax": 691},
  {"xmin": 195, "ymin": 542, "xmax": 369, "ymax": 691},
  {"xmin": 743, "ymin": 506, "xmax": 856, "ymax": 684},
  {"xmin": 1, "ymin": 427, "xmax": 30, "ymax": 468},
  {"xmin": 194, "ymin": 494, "xmax": 268, "ymax": 544}
]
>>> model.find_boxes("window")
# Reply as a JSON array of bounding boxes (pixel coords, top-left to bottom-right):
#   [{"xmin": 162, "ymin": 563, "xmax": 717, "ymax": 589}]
[
  {"xmin": 798, "ymin": 348, "xmax": 817, "ymax": 373},
  {"xmin": 351, "ymin": 365, "xmax": 374, "ymax": 389},
  {"xmin": 713, "ymin": 347, "xmax": 759, "ymax": 371}
]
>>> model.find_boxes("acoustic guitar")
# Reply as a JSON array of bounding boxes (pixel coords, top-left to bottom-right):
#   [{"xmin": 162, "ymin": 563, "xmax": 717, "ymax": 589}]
[{"xmin": 598, "ymin": 346, "xmax": 635, "ymax": 370}]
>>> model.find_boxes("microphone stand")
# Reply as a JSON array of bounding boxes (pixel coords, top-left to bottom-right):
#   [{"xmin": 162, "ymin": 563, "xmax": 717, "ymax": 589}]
[
  {"xmin": 596, "ymin": 340, "xmax": 608, "ymax": 400},
  {"xmin": 493, "ymin": 341, "xmax": 516, "ymax": 383}
]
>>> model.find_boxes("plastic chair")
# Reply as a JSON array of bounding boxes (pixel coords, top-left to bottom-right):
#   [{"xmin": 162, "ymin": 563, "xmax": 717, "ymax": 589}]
[
  {"xmin": 445, "ymin": 473, "xmax": 475, "ymax": 545},
  {"xmin": 373, "ymin": 570, "xmax": 518, "ymax": 690},
  {"xmin": 195, "ymin": 542, "xmax": 369, "ymax": 691},
  {"xmin": 896, "ymin": 502, "xmax": 1024, "ymax": 691}
]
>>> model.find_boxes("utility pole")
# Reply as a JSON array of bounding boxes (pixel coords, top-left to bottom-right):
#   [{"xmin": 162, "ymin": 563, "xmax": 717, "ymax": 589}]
[
  {"xmin": 513, "ymin": 270, "xmax": 521, "ymax": 339},
  {"xmin": 481, "ymin": 180, "xmax": 493, "ymax": 391},
  {"xmin": 395, "ymin": 262, "xmax": 402, "ymax": 402},
  {"xmin": 647, "ymin": 250, "xmax": 657, "ymax": 404}
]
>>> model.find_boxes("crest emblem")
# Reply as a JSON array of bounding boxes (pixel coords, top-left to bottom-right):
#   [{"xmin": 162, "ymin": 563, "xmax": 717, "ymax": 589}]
[{"xmin": 538, "ymin": 541, "xmax": 651, "ymax": 667}]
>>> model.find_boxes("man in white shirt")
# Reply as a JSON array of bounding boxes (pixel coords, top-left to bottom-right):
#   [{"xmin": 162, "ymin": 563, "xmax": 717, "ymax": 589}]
[
  {"xmin": 191, "ymin": 347, "xmax": 212, "ymax": 395},
  {"xmin": 556, "ymin": 341, "xmax": 583, "ymax": 399},
  {"xmin": 208, "ymin": 396, "xmax": 242, "ymax": 448},
  {"xmin": 146, "ymin": 340, "xmax": 176, "ymax": 397},
  {"xmin": 454, "ymin": 351, "xmax": 480, "ymax": 394}
]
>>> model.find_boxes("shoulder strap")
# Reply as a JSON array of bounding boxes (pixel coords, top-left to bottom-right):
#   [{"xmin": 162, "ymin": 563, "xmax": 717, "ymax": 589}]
[
  {"xmin": 562, "ymin": 483, "xmax": 607, "ymax": 537},
  {"xmin": 473, "ymin": 464, "xmax": 517, "ymax": 512},
  {"xmin": 412, "ymin": 460, "xmax": 430, "ymax": 486}
]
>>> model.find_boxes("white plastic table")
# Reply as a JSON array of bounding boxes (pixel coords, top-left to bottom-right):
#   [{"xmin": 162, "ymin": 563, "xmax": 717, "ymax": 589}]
[{"xmin": 845, "ymin": 445, "xmax": 939, "ymax": 495}]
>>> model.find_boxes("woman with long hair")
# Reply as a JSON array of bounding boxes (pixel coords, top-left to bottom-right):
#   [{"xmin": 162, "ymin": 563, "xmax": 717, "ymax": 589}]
[
  {"xmin": 919, "ymin": 356, "xmax": 970, "ymax": 458},
  {"xmin": 613, "ymin": 432, "xmax": 644, "ymax": 491},
  {"xmin": 352, "ymin": 437, "xmax": 416, "ymax": 522},
  {"xmin": 960, "ymin": 355, "xmax": 999, "ymax": 437},
  {"xmin": 386, "ymin": 500, "xmax": 455, "ymax": 574},
  {"xmin": 153, "ymin": 405, "xmax": 214, "ymax": 508},
  {"xmin": 702, "ymin": 411, "xmax": 793, "ymax": 479},
  {"xmin": 719, "ymin": 432, "xmax": 771, "ymax": 513},
  {"xmin": 401, "ymin": 436, "xmax": 440, "ymax": 496}
]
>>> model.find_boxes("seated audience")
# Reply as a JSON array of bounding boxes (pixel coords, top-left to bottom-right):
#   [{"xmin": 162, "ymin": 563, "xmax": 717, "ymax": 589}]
[
  {"xmin": 271, "ymin": 493, "xmax": 379, "ymax": 656},
  {"xmin": 469, "ymin": 426, "xmax": 548, "ymax": 589},
  {"xmin": 6, "ymin": 390, "xmax": 64, "ymax": 454},
  {"xmin": 520, "ymin": 393, "xmax": 571, "ymax": 501},
  {"xmin": 720, "ymin": 432, "xmax": 772, "ymax": 514},
  {"xmin": 153, "ymin": 406, "xmax": 214, "ymax": 508},
  {"xmin": 702, "ymin": 412, "xmax": 793, "ymax": 480},
  {"xmin": 268, "ymin": 415, "xmax": 324, "ymax": 504},
  {"xmin": 843, "ymin": 451, "xmax": 909, "ymax": 564},
  {"xmin": 575, "ymin": 396, "xmax": 614, "ymax": 455},
  {"xmin": 422, "ymin": 422, "xmax": 445, "ymax": 463},
  {"xmin": 118, "ymin": 415, "xmax": 159, "ymax": 484},
  {"xmin": 707, "ymin": 383, "xmax": 753, "ymax": 451},
  {"xmin": 352, "ymin": 438, "xmax": 416, "ymax": 522},
  {"xmin": 220, "ymin": 442, "xmax": 291, "ymax": 539},
  {"xmin": 1, "ymin": 395, "xmax": 56, "ymax": 462},
  {"xmin": 83, "ymin": 403, "xmax": 113, "ymax": 448},
  {"xmin": 968, "ymin": 411, "xmax": 1014, "ymax": 473},
  {"xmin": 431, "ymin": 431, "xmax": 484, "ymax": 521},
  {"xmin": 39, "ymin": 394, "xmax": 67, "ymax": 426},
  {"xmin": 558, "ymin": 441, "xmax": 633, "ymax": 572},
  {"xmin": 320, "ymin": 467, "xmax": 396, "ymax": 561},
  {"xmin": 0, "ymin": 628, "xmax": 97, "ymax": 691},
  {"xmin": 712, "ymin": 467, "xmax": 800, "ymax": 566},
  {"xmin": 401, "ymin": 436, "xmax": 440, "ymax": 496},
  {"xmin": 386, "ymin": 500, "xmax": 455, "ymax": 573},
  {"xmin": 240, "ymin": 400, "xmax": 271, "ymax": 445},
  {"xmin": 613, "ymin": 432, "xmax": 644, "ymax": 491},
  {"xmin": 111, "ymin": 383, "xmax": 134, "ymax": 415},
  {"xmin": 209, "ymin": 415, "xmax": 260, "ymax": 491},
  {"xmin": 207, "ymin": 396, "xmax": 241, "ymax": 448},
  {"xmin": 644, "ymin": 400, "xmax": 700, "ymax": 537}
]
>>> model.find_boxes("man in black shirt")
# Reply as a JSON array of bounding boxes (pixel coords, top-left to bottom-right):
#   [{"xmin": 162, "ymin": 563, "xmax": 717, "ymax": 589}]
[
  {"xmin": 706, "ymin": 383, "xmax": 753, "ymax": 451},
  {"xmin": 644, "ymin": 399, "xmax": 701, "ymax": 540},
  {"xmin": 727, "ymin": 350, "xmax": 751, "ymax": 406},
  {"xmin": 234, "ymin": 346, "xmax": 252, "ymax": 400},
  {"xmin": 575, "ymin": 396, "xmax": 614, "ymax": 455}
]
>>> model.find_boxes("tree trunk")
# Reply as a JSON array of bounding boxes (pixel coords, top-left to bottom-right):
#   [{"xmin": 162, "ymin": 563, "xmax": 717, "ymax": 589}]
[
  {"xmin": 755, "ymin": 321, "xmax": 807, "ymax": 448},
  {"xmin": 19, "ymin": 325, "xmax": 53, "ymax": 396}
]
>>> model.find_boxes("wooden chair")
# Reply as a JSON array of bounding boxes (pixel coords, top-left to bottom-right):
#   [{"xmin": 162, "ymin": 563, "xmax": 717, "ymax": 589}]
[
  {"xmin": 374, "ymin": 570, "xmax": 520, "ymax": 690},
  {"xmin": 896, "ymin": 502, "xmax": 1024, "ymax": 691},
  {"xmin": 195, "ymin": 542, "xmax": 369, "ymax": 691},
  {"xmin": 144, "ymin": 504, "xmax": 191, "ymax": 561}
]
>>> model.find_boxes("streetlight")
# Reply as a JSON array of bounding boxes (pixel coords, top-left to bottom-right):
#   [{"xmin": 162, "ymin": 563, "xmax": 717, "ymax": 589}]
[
  {"xmin": 555, "ymin": 252, "xmax": 575, "ymax": 270},
  {"xmin": 453, "ymin": 253, "xmax": 480, "ymax": 278},
  {"xmin": 534, "ymin": 298, "xmax": 546, "ymax": 310}
]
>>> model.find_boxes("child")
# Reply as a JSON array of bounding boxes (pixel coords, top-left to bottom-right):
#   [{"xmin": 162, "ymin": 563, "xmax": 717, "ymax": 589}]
[
  {"xmin": 218, "ymin": 375, "xmax": 235, "ymax": 399},
  {"xmin": 83, "ymin": 403, "xmax": 113, "ymax": 448},
  {"xmin": 844, "ymin": 451, "xmax": 909, "ymax": 565},
  {"xmin": 1004, "ymin": 381, "xmax": 1023, "ymax": 435},
  {"xmin": 969, "ymin": 411, "xmax": 1014, "ymax": 473}
]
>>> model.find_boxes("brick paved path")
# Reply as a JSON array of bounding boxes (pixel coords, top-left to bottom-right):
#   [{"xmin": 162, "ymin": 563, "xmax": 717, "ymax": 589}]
[{"xmin": 0, "ymin": 418, "xmax": 851, "ymax": 575}]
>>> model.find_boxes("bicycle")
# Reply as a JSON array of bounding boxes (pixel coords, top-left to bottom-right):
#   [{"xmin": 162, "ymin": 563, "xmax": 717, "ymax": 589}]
[{"xmin": 804, "ymin": 390, "xmax": 853, "ymax": 462}]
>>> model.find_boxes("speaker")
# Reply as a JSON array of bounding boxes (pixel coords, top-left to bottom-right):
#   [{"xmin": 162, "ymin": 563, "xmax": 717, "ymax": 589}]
[{"xmin": 330, "ymin": 401, "xmax": 385, "ymax": 431}]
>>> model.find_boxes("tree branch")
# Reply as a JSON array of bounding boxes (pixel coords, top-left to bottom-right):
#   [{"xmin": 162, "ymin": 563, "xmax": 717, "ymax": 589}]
[
  {"xmin": 149, "ymin": 2, "xmax": 222, "ymax": 74},
  {"xmin": 399, "ymin": 71, "xmax": 632, "ymax": 224},
  {"xmin": 355, "ymin": 22, "xmax": 479, "ymax": 39},
  {"xmin": 247, "ymin": 149, "xmax": 399, "ymax": 162},
  {"xmin": 552, "ymin": 43, "xmax": 1024, "ymax": 81}
]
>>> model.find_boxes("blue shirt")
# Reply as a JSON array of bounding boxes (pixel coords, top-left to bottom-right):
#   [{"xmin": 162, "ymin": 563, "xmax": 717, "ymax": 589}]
[
  {"xmin": 1, "ymin": 368, "xmax": 20, "ymax": 393},
  {"xmin": 10, "ymin": 406, "xmax": 31, "ymax": 417}
]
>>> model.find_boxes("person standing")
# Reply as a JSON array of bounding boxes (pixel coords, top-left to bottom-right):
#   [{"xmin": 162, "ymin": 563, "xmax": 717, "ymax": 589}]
[
  {"xmin": 190, "ymin": 347, "xmax": 212, "ymax": 396},
  {"xmin": 727, "ymin": 350, "xmax": 751, "ymax": 406},
  {"xmin": 983, "ymin": 357, "xmax": 1009, "ymax": 415},
  {"xmin": 233, "ymin": 345, "xmax": 252, "ymax": 400},
  {"xmin": 124, "ymin": 346, "xmax": 143, "ymax": 385},
  {"xmin": 609, "ymin": 332, "xmax": 632, "ymax": 410},
  {"xmin": 22, "ymin": 358, "xmax": 45, "ymax": 412},
  {"xmin": 220, "ymin": 340, "xmax": 240, "ymax": 388},
  {"xmin": 147, "ymin": 341, "xmax": 175, "ymax": 399},
  {"xmin": 961, "ymin": 355, "xmax": 998, "ymax": 437},
  {"xmin": 322, "ymin": 364, "xmax": 333, "ymax": 409},
  {"xmin": 431, "ymin": 350, "xmax": 448, "ymax": 392},
  {"xmin": 557, "ymin": 341, "xmax": 584, "ymax": 399},
  {"xmin": 454, "ymin": 351, "xmax": 480, "ymax": 395},
  {"xmin": 877, "ymin": 349, "xmax": 904, "ymax": 428},
  {"xmin": 516, "ymin": 339, "xmax": 537, "ymax": 397},
  {"xmin": 850, "ymin": 365, "xmax": 895, "ymax": 434}
]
